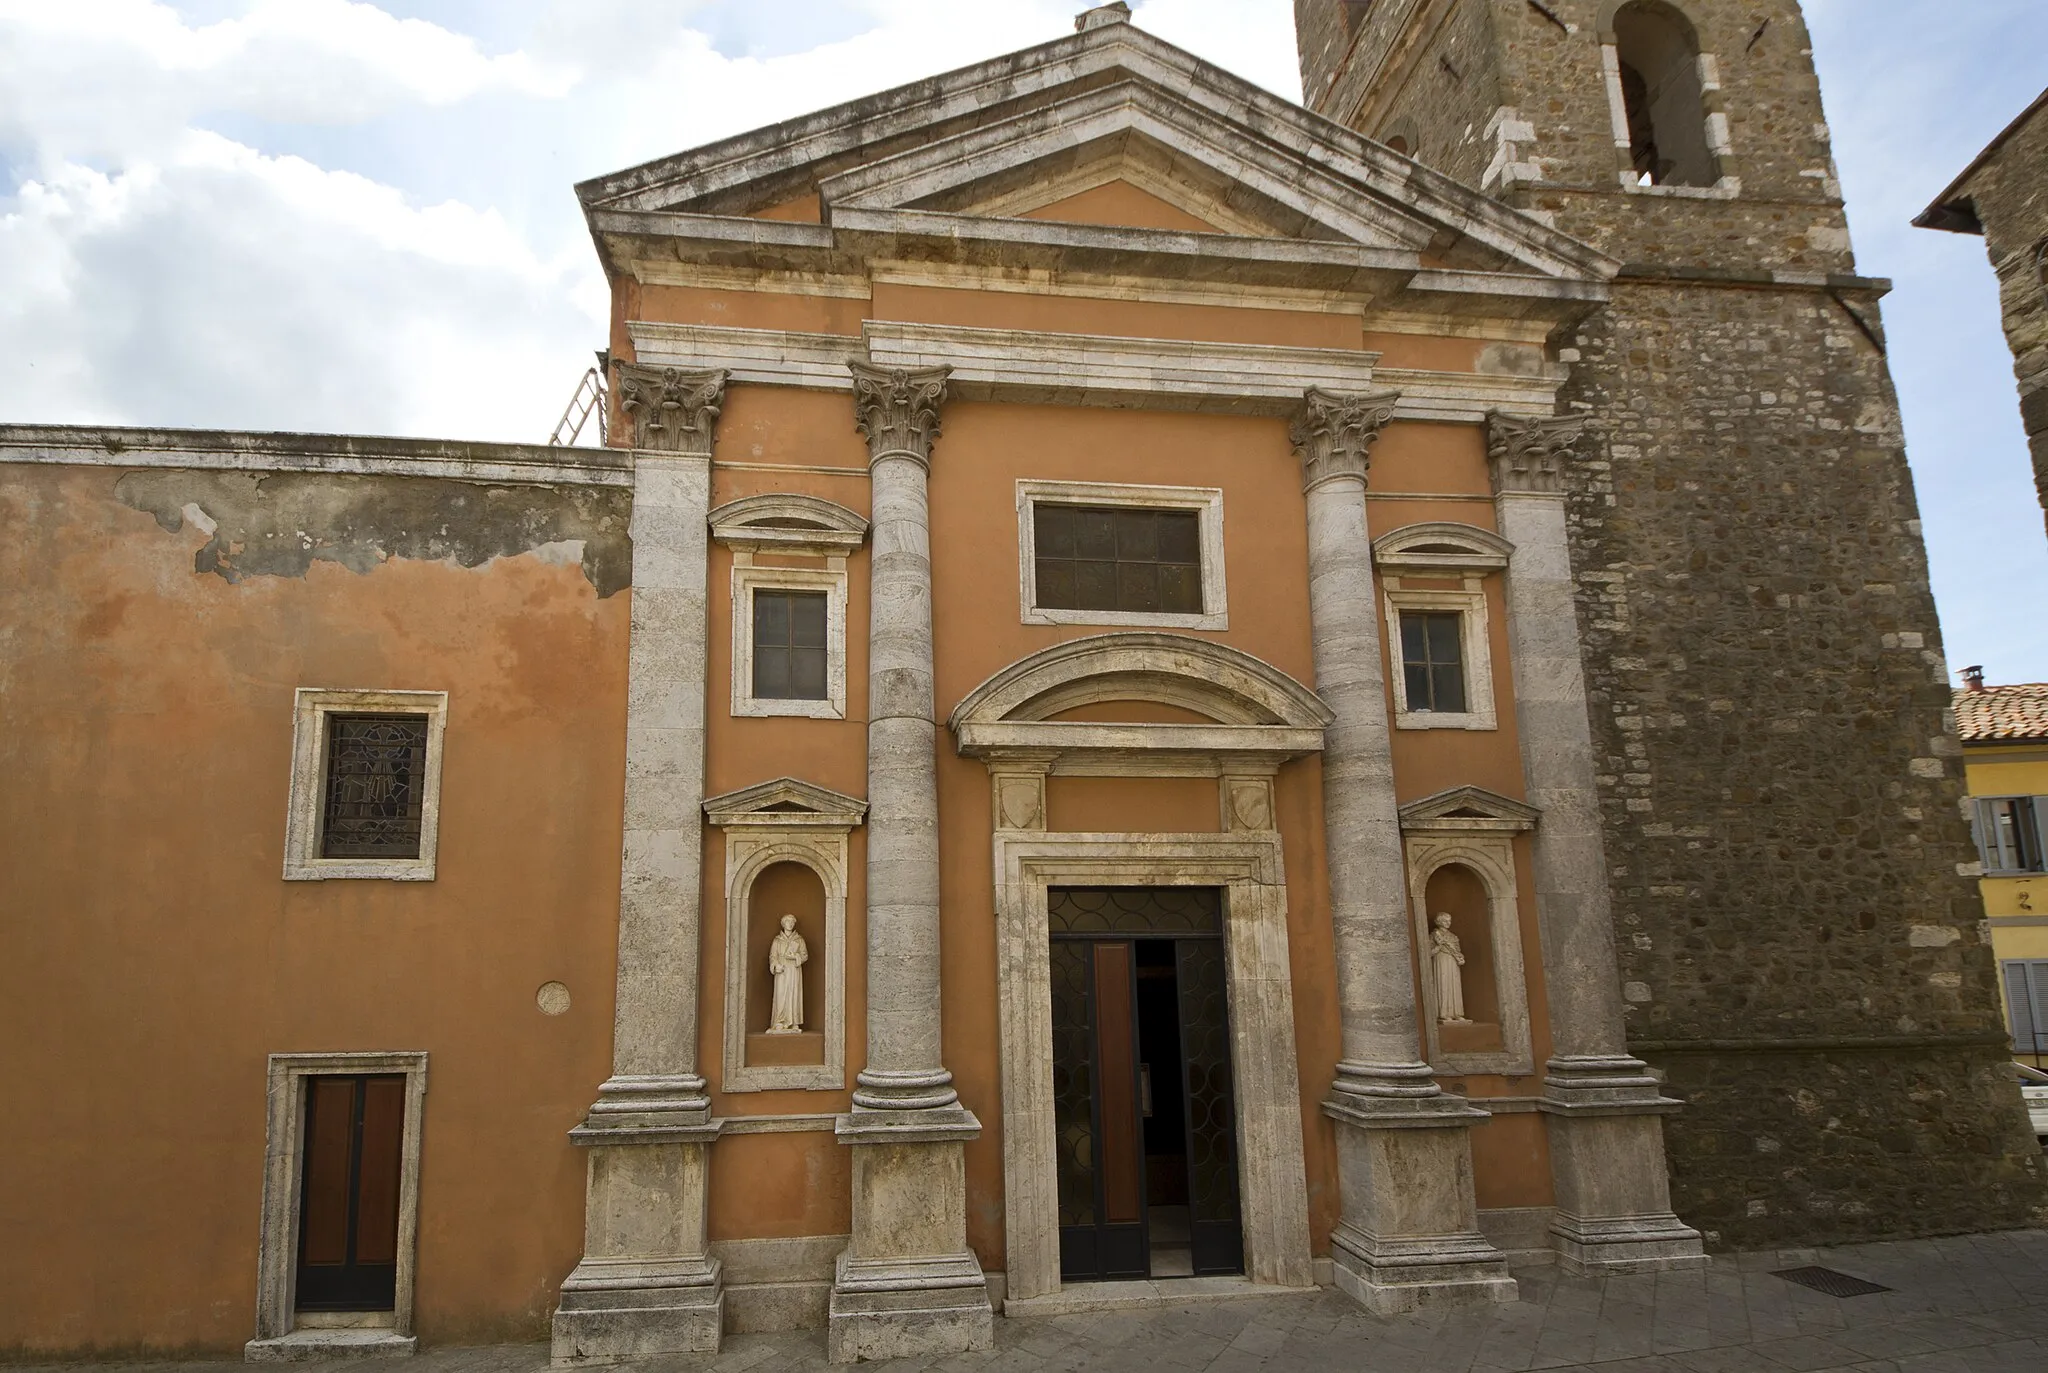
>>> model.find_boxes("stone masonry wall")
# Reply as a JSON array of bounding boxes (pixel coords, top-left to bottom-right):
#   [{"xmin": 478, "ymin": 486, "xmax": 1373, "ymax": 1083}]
[
  {"xmin": 1300, "ymin": 0, "xmax": 2048, "ymax": 1245},
  {"xmin": 1952, "ymin": 107, "xmax": 2048, "ymax": 533}
]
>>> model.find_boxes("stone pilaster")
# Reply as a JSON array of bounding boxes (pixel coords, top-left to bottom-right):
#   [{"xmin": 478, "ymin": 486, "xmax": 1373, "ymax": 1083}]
[
  {"xmin": 1487, "ymin": 412, "xmax": 1705, "ymax": 1275},
  {"xmin": 551, "ymin": 365, "xmax": 728, "ymax": 1365},
  {"xmin": 1293, "ymin": 388, "xmax": 1514, "ymax": 1314},
  {"xmin": 830, "ymin": 362, "xmax": 991, "ymax": 1364}
]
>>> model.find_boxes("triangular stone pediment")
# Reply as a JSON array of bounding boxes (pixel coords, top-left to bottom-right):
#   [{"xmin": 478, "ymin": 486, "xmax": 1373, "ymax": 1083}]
[
  {"xmin": 1399, "ymin": 785, "xmax": 1540, "ymax": 833},
  {"xmin": 577, "ymin": 19, "xmax": 1618, "ymax": 291},
  {"xmin": 704, "ymin": 777, "xmax": 867, "ymax": 829}
]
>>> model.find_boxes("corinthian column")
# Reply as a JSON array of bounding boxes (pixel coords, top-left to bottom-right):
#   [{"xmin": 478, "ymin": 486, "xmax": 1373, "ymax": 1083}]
[
  {"xmin": 1293, "ymin": 388, "xmax": 1514, "ymax": 1315},
  {"xmin": 1487, "ymin": 412, "xmax": 1704, "ymax": 1274},
  {"xmin": 552, "ymin": 365, "xmax": 728, "ymax": 1365},
  {"xmin": 827, "ymin": 362, "xmax": 992, "ymax": 1364}
]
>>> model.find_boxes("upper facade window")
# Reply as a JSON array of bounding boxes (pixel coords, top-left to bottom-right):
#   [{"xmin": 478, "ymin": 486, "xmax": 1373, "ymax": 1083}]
[
  {"xmin": 284, "ymin": 689, "xmax": 449, "ymax": 882},
  {"xmin": 1017, "ymin": 480, "xmax": 1227, "ymax": 630},
  {"xmin": 711, "ymin": 494, "xmax": 868, "ymax": 721},
  {"xmin": 1371, "ymin": 522, "xmax": 1513, "ymax": 732},
  {"xmin": 1975, "ymin": 796, "xmax": 2048, "ymax": 874},
  {"xmin": 1399, "ymin": 611, "xmax": 1468, "ymax": 715},
  {"xmin": 1034, "ymin": 504, "xmax": 1201, "ymax": 616},
  {"xmin": 1602, "ymin": 2, "xmax": 1733, "ymax": 193},
  {"xmin": 752, "ymin": 589, "xmax": 830, "ymax": 702},
  {"xmin": 321, "ymin": 716, "xmax": 431, "ymax": 859}
]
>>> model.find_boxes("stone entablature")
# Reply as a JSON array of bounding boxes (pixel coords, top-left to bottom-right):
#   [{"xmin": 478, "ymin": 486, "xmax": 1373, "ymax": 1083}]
[{"xmin": 625, "ymin": 320, "xmax": 1570, "ymax": 423}]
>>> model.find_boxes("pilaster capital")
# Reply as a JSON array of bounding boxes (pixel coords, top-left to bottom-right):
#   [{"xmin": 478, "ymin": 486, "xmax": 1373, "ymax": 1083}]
[
  {"xmin": 850, "ymin": 361, "xmax": 950, "ymax": 470},
  {"xmin": 613, "ymin": 363, "xmax": 727, "ymax": 456},
  {"xmin": 1289, "ymin": 387, "xmax": 1400, "ymax": 493},
  {"xmin": 1486, "ymin": 411, "xmax": 1588, "ymax": 496}
]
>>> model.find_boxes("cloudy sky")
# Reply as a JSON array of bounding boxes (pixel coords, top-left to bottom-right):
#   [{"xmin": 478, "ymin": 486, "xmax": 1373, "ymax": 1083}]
[{"xmin": 3, "ymin": 1, "xmax": 2044, "ymax": 680}]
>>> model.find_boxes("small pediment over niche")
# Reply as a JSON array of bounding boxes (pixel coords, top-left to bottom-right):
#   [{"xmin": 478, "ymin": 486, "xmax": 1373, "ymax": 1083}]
[
  {"xmin": 1399, "ymin": 785, "xmax": 1539, "ymax": 834},
  {"xmin": 709, "ymin": 494, "xmax": 868, "ymax": 556},
  {"xmin": 704, "ymin": 777, "xmax": 867, "ymax": 830}
]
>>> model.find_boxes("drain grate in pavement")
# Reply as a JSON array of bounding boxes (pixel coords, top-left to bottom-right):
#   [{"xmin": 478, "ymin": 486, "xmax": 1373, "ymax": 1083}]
[{"xmin": 1771, "ymin": 1265, "xmax": 1892, "ymax": 1297}]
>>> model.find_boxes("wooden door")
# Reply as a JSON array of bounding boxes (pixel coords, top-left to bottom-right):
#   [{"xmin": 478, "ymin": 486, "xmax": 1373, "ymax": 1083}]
[{"xmin": 295, "ymin": 1075, "xmax": 405, "ymax": 1311}]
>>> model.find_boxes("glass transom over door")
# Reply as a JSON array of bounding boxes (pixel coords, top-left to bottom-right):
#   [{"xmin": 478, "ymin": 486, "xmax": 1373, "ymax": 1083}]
[{"xmin": 1048, "ymin": 887, "xmax": 1244, "ymax": 1283}]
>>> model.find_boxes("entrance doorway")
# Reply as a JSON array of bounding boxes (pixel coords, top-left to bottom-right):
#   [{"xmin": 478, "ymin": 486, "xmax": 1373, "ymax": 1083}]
[
  {"xmin": 294, "ymin": 1074, "xmax": 405, "ymax": 1312},
  {"xmin": 1049, "ymin": 887, "xmax": 1243, "ymax": 1283}
]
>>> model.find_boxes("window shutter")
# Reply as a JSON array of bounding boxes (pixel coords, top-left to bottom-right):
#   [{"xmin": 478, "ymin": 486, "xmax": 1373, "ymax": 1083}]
[
  {"xmin": 1970, "ymin": 800, "xmax": 1995, "ymax": 869},
  {"xmin": 2008, "ymin": 961, "xmax": 2048, "ymax": 1054},
  {"xmin": 2034, "ymin": 797, "xmax": 2048, "ymax": 872}
]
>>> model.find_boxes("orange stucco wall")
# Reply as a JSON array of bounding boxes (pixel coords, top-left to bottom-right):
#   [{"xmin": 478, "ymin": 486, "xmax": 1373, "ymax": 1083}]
[
  {"xmin": 0, "ymin": 466, "xmax": 625, "ymax": 1354},
  {"xmin": 6, "ymin": 236, "xmax": 1566, "ymax": 1351}
]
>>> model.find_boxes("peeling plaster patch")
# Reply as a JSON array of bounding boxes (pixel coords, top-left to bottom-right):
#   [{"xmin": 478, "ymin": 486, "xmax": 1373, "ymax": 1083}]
[{"xmin": 115, "ymin": 471, "xmax": 633, "ymax": 596}]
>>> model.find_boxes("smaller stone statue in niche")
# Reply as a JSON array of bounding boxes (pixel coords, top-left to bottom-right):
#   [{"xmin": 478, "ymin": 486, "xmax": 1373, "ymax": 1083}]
[
  {"xmin": 1430, "ymin": 912, "xmax": 1470, "ymax": 1024},
  {"xmin": 767, "ymin": 915, "xmax": 809, "ymax": 1034}
]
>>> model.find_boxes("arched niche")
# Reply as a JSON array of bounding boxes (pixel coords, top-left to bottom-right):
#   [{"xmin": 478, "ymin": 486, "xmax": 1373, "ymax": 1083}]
[
  {"xmin": 1400, "ymin": 786, "xmax": 1539, "ymax": 1077},
  {"xmin": 705, "ymin": 776, "xmax": 864, "ymax": 1093}
]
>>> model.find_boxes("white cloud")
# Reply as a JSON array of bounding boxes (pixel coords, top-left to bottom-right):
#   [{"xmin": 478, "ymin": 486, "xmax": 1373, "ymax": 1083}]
[{"xmin": 0, "ymin": 0, "xmax": 572, "ymax": 169}]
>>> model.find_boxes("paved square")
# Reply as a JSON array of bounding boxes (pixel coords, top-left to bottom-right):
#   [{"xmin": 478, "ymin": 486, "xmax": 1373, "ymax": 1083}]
[{"xmin": 33, "ymin": 1229, "xmax": 2048, "ymax": 1373}]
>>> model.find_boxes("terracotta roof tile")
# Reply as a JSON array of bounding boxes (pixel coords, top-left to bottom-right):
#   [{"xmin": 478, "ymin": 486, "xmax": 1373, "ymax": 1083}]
[{"xmin": 1955, "ymin": 683, "xmax": 2048, "ymax": 742}]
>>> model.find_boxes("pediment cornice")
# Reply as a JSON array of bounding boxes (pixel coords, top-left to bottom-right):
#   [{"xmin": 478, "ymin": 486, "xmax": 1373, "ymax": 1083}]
[{"xmin": 575, "ymin": 20, "xmax": 1617, "ymax": 315}]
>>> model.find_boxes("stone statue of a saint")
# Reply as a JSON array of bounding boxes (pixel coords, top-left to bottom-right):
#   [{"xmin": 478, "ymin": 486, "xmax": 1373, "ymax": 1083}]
[
  {"xmin": 1430, "ymin": 912, "xmax": 1470, "ymax": 1024},
  {"xmin": 767, "ymin": 915, "xmax": 809, "ymax": 1034}
]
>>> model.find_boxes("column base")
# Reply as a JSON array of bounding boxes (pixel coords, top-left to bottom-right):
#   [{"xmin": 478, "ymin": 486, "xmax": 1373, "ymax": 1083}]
[
  {"xmin": 826, "ymin": 1252, "xmax": 994, "ymax": 1364},
  {"xmin": 551, "ymin": 1257, "xmax": 724, "ymax": 1366},
  {"xmin": 1330, "ymin": 1225, "xmax": 1517, "ymax": 1316},
  {"xmin": 829, "ymin": 1106, "xmax": 993, "ymax": 1364},
  {"xmin": 1549, "ymin": 1211, "xmax": 1708, "ymax": 1276},
  {"xmin": 550, "ymin": 1088, "xmax": 724, "ymax": 1367},
  {"xmin": 1541, "ymin": 1057, "xmax": 1706, "ymax": 1275},
  {"xmin": 1322, "ymin": 1088, "xmax": 1516, "ymax": 1314}
]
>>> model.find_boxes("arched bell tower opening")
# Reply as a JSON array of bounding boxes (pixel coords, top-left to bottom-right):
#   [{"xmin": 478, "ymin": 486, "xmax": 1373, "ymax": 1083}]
[{"xmin": 1609, "ymin": 1, "xmax": 1717, "ymax": 186}]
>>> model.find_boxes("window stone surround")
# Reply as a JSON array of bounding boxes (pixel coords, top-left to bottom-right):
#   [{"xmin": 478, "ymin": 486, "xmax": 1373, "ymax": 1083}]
[
  {"xmin": 246, "ymin": 1052, "xmax": 428, "ymax": 1361},
  {"xmin": 1374, "ymin": 522, "xmax": 1509, "ymax": 734},
  {"xmin": 1014, "ymin": 479, "xmax": 1227, "ymax": 631},
  {"xmin": 282, "ymin": 688, "xmax": 448, "ymax": 882},
  {"xmin": 712, "ymin": 494, "xmax": 866, "ymax": 722}
]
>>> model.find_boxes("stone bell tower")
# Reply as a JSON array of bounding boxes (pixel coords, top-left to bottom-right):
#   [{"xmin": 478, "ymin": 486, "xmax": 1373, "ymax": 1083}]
[{"xmin": 1299, "ymin": 0, "xmax": 2047, "ymax": 1247}]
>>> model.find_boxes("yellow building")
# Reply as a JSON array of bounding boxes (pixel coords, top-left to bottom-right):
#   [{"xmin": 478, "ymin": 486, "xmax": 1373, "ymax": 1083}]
[{"xmin": 1960, "ymin": 668, "xmax": 2048, "ymax": 1067}]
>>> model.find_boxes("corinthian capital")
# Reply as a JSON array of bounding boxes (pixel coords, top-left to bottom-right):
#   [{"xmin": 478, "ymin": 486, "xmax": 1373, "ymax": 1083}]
[
  {"xmin": 1289, "ymin": 387, "xmax": 1401, "ymax": 493},
  {"xmin": 613, "ymin": 363, "xmax": 727, "ymax": 456},
  {"xmin": 1486, "ymin": 412, "xmax": 1587, "ymax": 495},
  {"xmin": 849, "ymin": 362, "xmax": 950, "ymax": 470}
]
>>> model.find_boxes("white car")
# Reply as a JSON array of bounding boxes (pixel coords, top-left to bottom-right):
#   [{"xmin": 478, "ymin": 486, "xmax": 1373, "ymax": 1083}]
[{"xmin": 2019, "ymin": 1063, "xmax": 2048, "ymax": 1143}]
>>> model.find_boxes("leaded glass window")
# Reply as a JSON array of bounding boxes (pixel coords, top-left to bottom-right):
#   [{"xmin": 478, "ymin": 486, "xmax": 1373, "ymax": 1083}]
[
  {"xmin": 320, "ymin": 715, "xmax": 429, "ymax": 859},
  {"xmin": 753, "ymin": 590, "xmax": 828, "ymax": 701},
  {"xmin": 1400, "ymin": 610, "xmax": 1467, "ymax": 713},
  {"xmin": 1034, "ymin": 505, "xmax": 1202, "ymax": 615}
]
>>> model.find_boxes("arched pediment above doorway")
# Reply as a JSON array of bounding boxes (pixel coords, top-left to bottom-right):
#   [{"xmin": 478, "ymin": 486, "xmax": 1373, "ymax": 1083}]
[{"xmin": 947, "ymin": 632, "xmax": 1329, "ymax": 775}]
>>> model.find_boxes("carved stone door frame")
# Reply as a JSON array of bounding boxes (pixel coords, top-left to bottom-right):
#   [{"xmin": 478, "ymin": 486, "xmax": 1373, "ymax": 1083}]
[{"xmin": 990, "ymin": 830, "xmax": 1315, "ymax": 1304}]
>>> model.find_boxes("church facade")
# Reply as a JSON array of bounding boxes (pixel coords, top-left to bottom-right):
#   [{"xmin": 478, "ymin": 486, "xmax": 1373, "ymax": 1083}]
[{"xmin": 2, "ymin": 2, "xmax": 2042, "ymax": 1364}]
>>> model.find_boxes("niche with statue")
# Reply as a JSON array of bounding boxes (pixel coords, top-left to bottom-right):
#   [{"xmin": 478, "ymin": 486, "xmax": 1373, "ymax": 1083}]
[
  {"xmin": 745, "ymin": 861, "xmax": 827, "ymax": 1068},
  {"xmin": 1399, "ymin": 784, "xmax": 1539, "ymax": 1077},
  {"xmin": 1424, "ymin": 863, "xmax": 1503, "ymax": 1056},
  {"xmin": 704, "ymin": 776, "xmax": 863, "ymax": 1093}
]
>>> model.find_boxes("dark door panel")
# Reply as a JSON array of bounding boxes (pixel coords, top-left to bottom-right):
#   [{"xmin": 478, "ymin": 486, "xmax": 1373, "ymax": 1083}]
[{"xmin": 295, "ymin": 1075, "xmax": 404, "ymax": 1311}]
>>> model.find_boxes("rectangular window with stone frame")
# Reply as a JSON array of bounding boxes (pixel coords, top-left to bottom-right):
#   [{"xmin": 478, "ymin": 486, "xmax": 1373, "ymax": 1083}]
[
  {"xmin": 1015, "ymin": 480, "xmax": 1228, "ymax": 631},
  {"xmin": 1973, "ymin": 796, "xmax": 2048, "ymax": 874},
  {"xmin": 283, "ymin": 689, "xmax": 448, "ymax": 882}
]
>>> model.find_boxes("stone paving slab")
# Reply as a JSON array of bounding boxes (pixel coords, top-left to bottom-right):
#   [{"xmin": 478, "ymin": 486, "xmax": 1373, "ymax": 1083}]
[{"xmin": 20, "ymin": 1230, "xmax": 2048, "ymax": 1373}]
